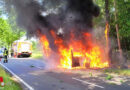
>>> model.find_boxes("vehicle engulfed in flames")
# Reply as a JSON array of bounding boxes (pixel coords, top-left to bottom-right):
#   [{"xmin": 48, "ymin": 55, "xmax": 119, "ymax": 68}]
[{"xmin": 39, "ymin": 29, "xmax": 109, "ymax": 69}]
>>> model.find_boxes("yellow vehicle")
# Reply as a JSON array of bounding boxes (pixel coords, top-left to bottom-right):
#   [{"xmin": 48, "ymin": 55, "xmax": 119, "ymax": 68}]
[{"xmin": 12, "ymin": 41, "xmax": 32, "ymax": 57}]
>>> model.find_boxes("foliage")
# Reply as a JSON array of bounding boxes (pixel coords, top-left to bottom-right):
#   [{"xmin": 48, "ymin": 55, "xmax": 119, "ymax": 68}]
[
  {"xmin": 0, "ymin": 18, "xmax": 11, "ymax": 46},
  {"xmin": 105, "ymin": 74, "xmax": 113, "ymax": 80},
  {"xmin": 117, "ymin": 0, "xmax": 130, "ymax": 50},
  {"xmin": 117, "ymin": 0, "xmax": 130, "ymax": 38},
  {"xmin": 0, "ymin": 18, "xmax": 25, "ymax": 48}
]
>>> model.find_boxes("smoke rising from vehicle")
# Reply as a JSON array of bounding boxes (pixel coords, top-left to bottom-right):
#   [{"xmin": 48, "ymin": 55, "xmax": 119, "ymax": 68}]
[
  {"xmin": 6, "ymin": 0, "xmax": 99, "ymax": 34},
  {"xmin": 5, "ymin": 0, "xmax": 100, "ymax": 51}
]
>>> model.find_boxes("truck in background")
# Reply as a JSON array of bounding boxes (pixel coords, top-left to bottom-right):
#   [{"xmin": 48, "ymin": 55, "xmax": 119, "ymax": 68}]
[{"xmin": 12, "ymin": 41, "xmax": 32, "ymax": 57}]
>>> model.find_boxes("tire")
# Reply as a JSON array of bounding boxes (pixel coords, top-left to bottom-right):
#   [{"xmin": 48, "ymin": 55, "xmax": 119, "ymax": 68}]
[
  {"xmin": 18, "ymin": 55, "xmax": 22, "ymax": 58},
  {"xmin": 28, "ymin": 55, "xmax": 30, "ymax": 57}
]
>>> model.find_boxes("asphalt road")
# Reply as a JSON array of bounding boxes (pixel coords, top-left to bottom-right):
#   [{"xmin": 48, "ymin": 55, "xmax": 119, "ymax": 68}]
[{"xmin": 0, "ymin": 58, "xmax": 130, "ymax": 90}]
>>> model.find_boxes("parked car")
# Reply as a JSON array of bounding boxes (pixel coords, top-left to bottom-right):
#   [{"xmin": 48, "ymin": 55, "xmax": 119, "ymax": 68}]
[{"xmin": 0, "ymin": 50, "xmax": 4, "ymax": 58}]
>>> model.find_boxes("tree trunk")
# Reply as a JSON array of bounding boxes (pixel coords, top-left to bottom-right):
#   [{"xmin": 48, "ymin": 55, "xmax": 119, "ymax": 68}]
[
  {"xmin": 113, "ymin": 0, "xmax": 126, "ymax": 68},
  {"xmin": 113, "ymin": 0, "xmax": 123, "ymax": 56}
]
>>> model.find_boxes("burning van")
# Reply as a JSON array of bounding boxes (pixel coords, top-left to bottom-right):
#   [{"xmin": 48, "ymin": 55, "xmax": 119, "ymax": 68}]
[
  {"xmin": 39, "ymin": 30, "xmax": 109, "ymax": 69},
  {"xmin": 12, "ymin": 41, "xmax": 32, "ymax": 57}
]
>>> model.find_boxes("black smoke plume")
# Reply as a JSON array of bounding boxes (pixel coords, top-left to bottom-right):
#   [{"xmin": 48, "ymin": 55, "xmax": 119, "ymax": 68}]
[{"xmin": 6, "ymin": 0, "xmax": 100, "ymax": 51}]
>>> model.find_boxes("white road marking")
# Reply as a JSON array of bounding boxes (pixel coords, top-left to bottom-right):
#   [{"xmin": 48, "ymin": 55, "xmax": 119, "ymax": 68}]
[
  {"xmin": 0, "ymin": 62, "xmax": 34, "ymax": 90},
  {"xmin": 36, "ymin": 67, "xmax": 43, "ymax": 69},
  {"xmin": 72, "ymin": 77, "xmax": 104, "ymax": 89}
]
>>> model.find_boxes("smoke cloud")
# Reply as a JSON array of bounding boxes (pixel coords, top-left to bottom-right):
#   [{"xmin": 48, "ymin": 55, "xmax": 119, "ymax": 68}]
[{"xmin": 6, "ymin": 0, "xmax": 100, "ymax": 51}]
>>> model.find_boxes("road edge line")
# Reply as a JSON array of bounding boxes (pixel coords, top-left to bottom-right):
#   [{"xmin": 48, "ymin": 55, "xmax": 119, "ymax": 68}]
[
  {"xmin": 72, "ymin": 77, "xmax": 104, "ymax": 89},
  {"xmin": 0, "ymin": 62, "xmax": 34, "ymax": 90}
]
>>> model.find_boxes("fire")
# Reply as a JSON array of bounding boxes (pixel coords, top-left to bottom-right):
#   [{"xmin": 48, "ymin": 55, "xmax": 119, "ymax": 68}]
[
  {"xmin": 105, "ymin": 23, "xmax": 109, "ymax": 49},
  {"xmin": 40, "ymin": 30, "xmax": 109, "ymax": 69},
  {"xmin": 40, "ymin": 35, "xmax": 51, "ymax": 57}
]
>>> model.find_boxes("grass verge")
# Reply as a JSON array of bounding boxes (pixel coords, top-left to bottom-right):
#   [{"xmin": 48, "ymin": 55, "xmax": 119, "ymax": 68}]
[
  {"xmin": 0, "ymin": 67, "xmax": 22, "ymax": 90},
  {"xmin": 104, "ymin": 69, "xmax": 130, "ymax": 76}
]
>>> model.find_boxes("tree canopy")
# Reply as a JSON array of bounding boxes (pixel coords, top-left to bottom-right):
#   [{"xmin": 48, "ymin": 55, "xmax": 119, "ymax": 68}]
[{"xmin": 0, "ymin": 17, "xmax": 25, "ymax": 48}]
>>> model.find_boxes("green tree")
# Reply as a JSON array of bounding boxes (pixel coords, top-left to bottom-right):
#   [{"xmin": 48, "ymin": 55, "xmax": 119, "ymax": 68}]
[{"xmin": 0, "ymin": 17, "xmax": 25, "ymax": 49}]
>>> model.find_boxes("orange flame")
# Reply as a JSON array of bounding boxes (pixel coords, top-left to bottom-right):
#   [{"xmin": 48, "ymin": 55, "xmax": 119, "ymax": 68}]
[
  {"xmin": 40, "ymin": 35, "xmax": 51, "ymax": 57},
  {"xmin": 40, "ymin": 30, "xmax": 109, "ymax": 69},
  {"xmin": 105, "ymin": 23, "xmax": 109, "ymax": 48}
]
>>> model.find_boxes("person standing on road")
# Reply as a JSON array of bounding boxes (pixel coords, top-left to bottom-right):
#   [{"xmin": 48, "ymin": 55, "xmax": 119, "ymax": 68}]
[{"xmin": 3, "ymin": 48, "xmax": 8, "ymax": 63}]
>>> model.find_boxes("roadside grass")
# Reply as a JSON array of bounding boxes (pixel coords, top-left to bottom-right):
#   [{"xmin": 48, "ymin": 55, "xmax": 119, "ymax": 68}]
[
  {"xmin": 0, "ymin": 67, "xmax": 22, "ymax": 90},
  {"xmin": 31, "ymin": 49, "xmax": 43, "ymax": 59},
  {"xmin": 104, "ymin": 69, "xmax": 130, "ymax": 76},
  {"xmin": 105, "ymin": 74, "xmax": 113, "ymax": 80}
]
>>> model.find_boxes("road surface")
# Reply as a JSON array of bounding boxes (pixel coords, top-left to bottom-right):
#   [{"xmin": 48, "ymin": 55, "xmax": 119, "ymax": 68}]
[{"xmin": 0, "ymin": 58, "xmax": 130, "ymax": 90}]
